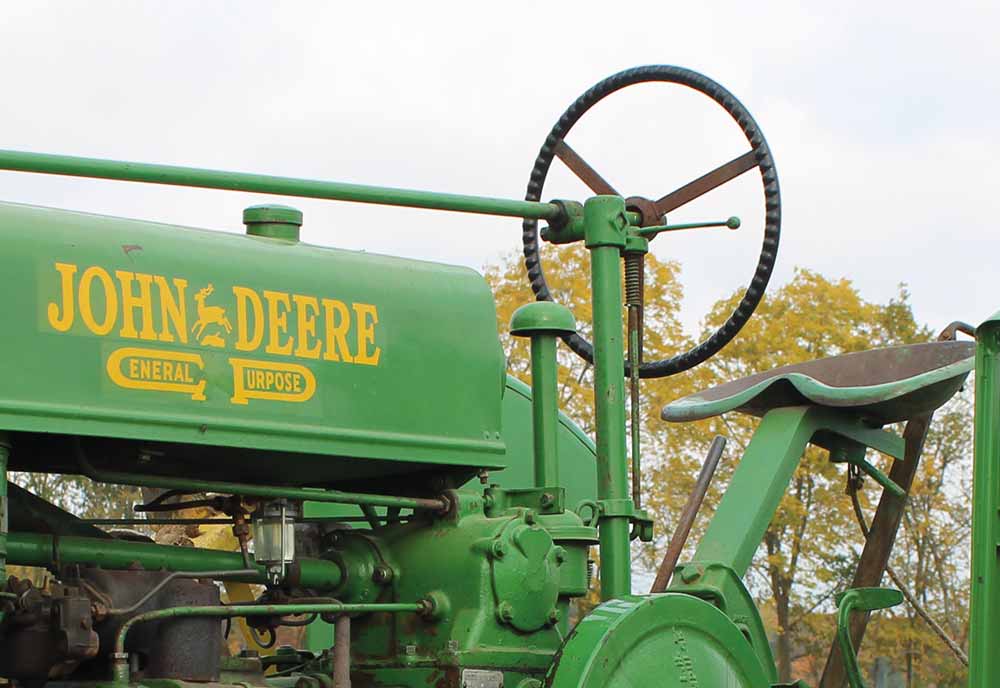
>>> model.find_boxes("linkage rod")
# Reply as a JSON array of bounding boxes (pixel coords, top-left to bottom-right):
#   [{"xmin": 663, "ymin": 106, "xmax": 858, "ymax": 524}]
[{"xmin": 0, "ymin": 149, "xmax": 563, "ymax": 221}]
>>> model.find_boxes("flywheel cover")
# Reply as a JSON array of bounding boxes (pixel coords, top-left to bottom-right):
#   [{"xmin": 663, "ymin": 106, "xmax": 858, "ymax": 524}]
[{"xmin": 546, "ymin": 594, "xmax": 768, "ymax": 688}]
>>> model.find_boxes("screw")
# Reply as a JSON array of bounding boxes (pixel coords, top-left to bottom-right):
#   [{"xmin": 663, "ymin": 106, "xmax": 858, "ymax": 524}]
[
  {"xmin": 540, "ymin": 492, "xmax": 555, "ymax": 509},
  {"xmin": 372, "ymin": 565, "xmax": 394, "ymax": 584},
  {"xmin": 496, "ymin": 602, "xmax": 514, "ymax": 624}
]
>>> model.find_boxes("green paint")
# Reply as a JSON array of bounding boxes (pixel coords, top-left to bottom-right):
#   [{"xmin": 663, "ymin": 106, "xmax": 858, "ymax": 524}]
[
  {"xmin": 969, "ymin": 312, "xmax": 1000, "ymax": 687},
  {"xmin": 0, "ymin": 149, "xmax": 562, "ymax": 221},
  {"xmin": 547, "ymin": 594, "xmax": 768, "ymax": 687},
  {"xmin": 6, "ymin": 532, "xmax": 344, "ymax": 589},
  {"xmin": 0, "ymin": 201, "xmax": 506, "ymax": 483},
  {"xmin": 510, "ymin": 301, "xmax": 576, "ymax": 488},
  {"xmin": 835, "ymin": 588, "xmax": 903, "ymax": 688},
  {"xmin": 242, "ymin": 204, "xmax": 302, "ymax": 242},
  {"xmin": 669, "ymin": 562, "xmax": 778, "ymax": 683},
  {"xmin": 583, "ymin": 196, "xmax": 632, "ymax": 600}
]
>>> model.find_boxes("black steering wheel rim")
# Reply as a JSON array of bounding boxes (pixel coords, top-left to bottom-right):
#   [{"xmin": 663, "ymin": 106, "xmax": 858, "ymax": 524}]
[{"xmin": 522, "ymin": 65, "xmax": 781, "ymax": 378}]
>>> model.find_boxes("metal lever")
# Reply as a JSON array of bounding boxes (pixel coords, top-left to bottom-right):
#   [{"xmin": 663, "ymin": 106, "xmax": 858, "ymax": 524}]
[
  {"xmin": 636, "ymin": 216, "xmax": 740, "ymax": 239},
  {"xmin": 836, "ymin": 587, "xmax": 904, "ymax": 688},
  {"xmin": 649, "ymin": 435, "xmax": 727, "ymax": 592}
]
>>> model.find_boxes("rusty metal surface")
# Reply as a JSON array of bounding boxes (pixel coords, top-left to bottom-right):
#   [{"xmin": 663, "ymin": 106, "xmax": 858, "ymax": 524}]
[
  {"xmin": 663, "ymin": 341, "xmax": 975, "ymax": 424},
  {"xmin": 650, "ymin": 435, "xmax": 726, "ymax": 592},
  {"xmin": 653, "ymin": 149, "xmax": 758, "ymax": 215},
  {"xmin": 818, "ymin": 415, "xmax": 931, "ymax": 688},
  {"xmin": 81, "ymin": 568, "xmax": 222, "ymax": 682},
  {"xmin": 553, "ymin": 140, "xmax": 619, "ymax": 196}
]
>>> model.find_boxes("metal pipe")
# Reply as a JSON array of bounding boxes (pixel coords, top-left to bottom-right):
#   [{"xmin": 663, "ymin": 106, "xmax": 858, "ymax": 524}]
[
  {"xmin": 76, "ymin": 448, "xmax": 448, "ymax": 513},
  {"xmin": 969, "ymin": 311, "xmax": 1000, "ymax": 686},
  {"xmin": 111, "ymin": 601, "xmax": 425, "ymax": 683},
  {"xmin": 0, "ymin": 149, "xmax": 562, "ymax": 221},
  {"xmin": 529, "ymin": 335, "xmax": 560, "ymax": 487},
  {"xmin": 650, "ymin": 436, "xmax": 726, "ymax": 592},
  {"xmin": 80, "ymin": 516, "xmax": 380, "ymax": 526},
  {"xmin": 583, "ymin": 196, "xmax": 631, "ymax": 600},
  {"xmin": 6, "ymin": 532, "xmax": 343, "ymax": 590},
  {"xmin": 334, "ymin": 614, "xmax": 351, "ymax": 688}
]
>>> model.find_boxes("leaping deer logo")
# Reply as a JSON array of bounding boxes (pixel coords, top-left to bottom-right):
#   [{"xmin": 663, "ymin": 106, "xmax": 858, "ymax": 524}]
[{"xmin": 192, "ymin": 284, "xmax": 232, "ymax": 348}]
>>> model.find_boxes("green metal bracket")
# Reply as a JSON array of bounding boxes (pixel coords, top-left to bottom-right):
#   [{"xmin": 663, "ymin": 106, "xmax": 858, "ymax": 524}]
[
  {"xmin": 669, "ymin": 561, "xmax": 779, "ymax": 684},
  {"xmin": 835, "ymin": 587, "xmax": 903, "ymax": 688},
  {"xmin": 573, "ymin": 498, "xmax": 653, "ymax": 542},
  {"xmin": 484, "ymin": 487, "xmax": 566, "ymax": 517},
  {"xmin": 693, "ymin": 406, "xmax": 907, "ymax": 576}
]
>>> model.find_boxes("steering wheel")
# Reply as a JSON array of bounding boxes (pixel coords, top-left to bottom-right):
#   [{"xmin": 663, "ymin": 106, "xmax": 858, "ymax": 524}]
[{"xmin": 522, "ymin": 65, "xmax": 781, "ymax": 378}]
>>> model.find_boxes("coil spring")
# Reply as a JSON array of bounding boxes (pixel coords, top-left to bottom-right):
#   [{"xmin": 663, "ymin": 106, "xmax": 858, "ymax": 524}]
[{"xmin": 624, "ymin": 252, "xmax": 644, "ymax": 308}]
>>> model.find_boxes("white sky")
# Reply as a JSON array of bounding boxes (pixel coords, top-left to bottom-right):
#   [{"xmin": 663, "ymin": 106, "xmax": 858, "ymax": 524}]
[{"xmin": 2, "ymin": 1, "xmax": 998, "ymax": 337}]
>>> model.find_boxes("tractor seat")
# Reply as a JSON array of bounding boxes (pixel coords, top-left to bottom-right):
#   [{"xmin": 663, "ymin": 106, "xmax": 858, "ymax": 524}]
[{"xmin": 662, "ymin": 341, "xmax": 975, "ymax": 425}]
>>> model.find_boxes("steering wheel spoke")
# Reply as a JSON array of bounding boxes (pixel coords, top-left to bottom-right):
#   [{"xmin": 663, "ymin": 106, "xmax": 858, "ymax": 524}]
[
  {"xmin": 522, "ymin": 65, "xmax": 781, "ymax": 378},
  {"xmin": 653, "ymin": 149, "xmax": 759, "ymax": 216},
  {"xmin": 553, "ymin": 140, "xmax": 620, "ymax": 196}
]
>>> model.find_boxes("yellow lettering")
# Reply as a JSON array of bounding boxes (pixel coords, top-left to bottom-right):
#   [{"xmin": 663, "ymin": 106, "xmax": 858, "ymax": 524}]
[
  {"xmin": 263, "ymin": 290, "xmax": 294, "ymax": 356},
  {"xmin": 293, "ymin": 295, "xmax": 321, "ymax": 359},
  {"xmin": 47, "ymin": 262, "xmax": 77, "ymax": 332},
  {"xmin": 321, "ymin": 298, "xmax": 354, "ymax": 362},
  {"xmin": 79, "ymin": 266, "xmax": 118, "ymax": 336},
  {"xmin": 233, "ymin": 286, "xmax": 264, "ymax": 352},
  {"xmin": 129, "ymin": 358, "xmax": 139, "ymax": 378},
  {"xmin": 155, "ymin": 276, "xmax": 188, "ymax": 343},
  {"xmin": 352, "ymin": 303, "xmax": 381, "ymax": 366},
  {"xmin": 228, "ymin": 357, "xmax": 317, "ymax": 405},
  {"xmin": 116, "ymin": 271, "xmax": 157, "ymax": 340}
]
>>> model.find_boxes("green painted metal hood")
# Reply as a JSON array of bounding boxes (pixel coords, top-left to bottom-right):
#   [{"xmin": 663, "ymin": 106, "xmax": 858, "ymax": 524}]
[{"xmin": 0, "ymin": 202, "xmax": 506, "ymax": 484}]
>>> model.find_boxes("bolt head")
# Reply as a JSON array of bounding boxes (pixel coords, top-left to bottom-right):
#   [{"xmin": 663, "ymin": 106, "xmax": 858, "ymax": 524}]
[
  {"xmin": 496, "ymin": 601, "xmax": 514, "ymax": 623},
  {"xmin": 491, "ymin": 540, "xmax": 506, "ymax": 559},
  {"xmin": 679, "ymin": 564, "xmax": 704, "ymax": 583},
  {"xmin": 547, "ymin": 609, "xmax": 560, "ymax": 625}
]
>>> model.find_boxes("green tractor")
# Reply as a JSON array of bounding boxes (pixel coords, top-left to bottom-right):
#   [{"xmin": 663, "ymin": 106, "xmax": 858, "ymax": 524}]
[{"xmin": 0, "ymin": 66, "xmax": 989, "ymax": 687}]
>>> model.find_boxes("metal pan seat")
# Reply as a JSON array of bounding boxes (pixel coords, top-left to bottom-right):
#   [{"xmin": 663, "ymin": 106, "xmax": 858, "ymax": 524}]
[{"xmin": 662, "ymin": 341, "xmax": 975, "ymax": 425}]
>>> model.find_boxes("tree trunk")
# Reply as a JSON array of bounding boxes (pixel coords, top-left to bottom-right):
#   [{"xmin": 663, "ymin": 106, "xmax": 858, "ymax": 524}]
[{"xmin": 775, "ymin": 586, "xmax": 793, "ymax": 681}]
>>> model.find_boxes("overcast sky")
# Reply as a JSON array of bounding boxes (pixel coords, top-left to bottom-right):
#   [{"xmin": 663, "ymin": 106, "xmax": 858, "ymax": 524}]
[{"xmin": 2, "ymin": 1, "xmax": 997, "ymax": 341}]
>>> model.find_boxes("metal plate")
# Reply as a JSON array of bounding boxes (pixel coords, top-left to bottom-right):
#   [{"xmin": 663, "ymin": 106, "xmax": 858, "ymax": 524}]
[
  {"xmin": 461, "ymin": 668, "xmax": 504, "ymax": 688},
  {"xmin": 547, "ymin": 594, "xmax": 769, "ymax": 688}
]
